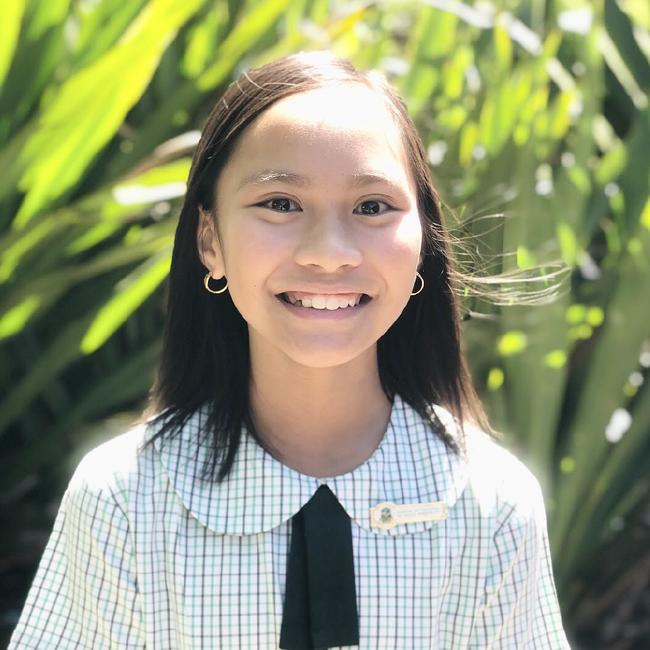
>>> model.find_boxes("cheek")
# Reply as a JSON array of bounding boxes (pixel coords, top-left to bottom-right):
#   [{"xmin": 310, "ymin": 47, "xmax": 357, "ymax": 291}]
[
  {"xmin": 221, "ymin": 220, "xmax": 288, "ymax": 297},
  {"xmin": 375, "ymin": 212, "xmax": 422, "ymax": 270},
  {"xmin": 396, "ymin": 210, "xmax": 423, "ymax": 250}
]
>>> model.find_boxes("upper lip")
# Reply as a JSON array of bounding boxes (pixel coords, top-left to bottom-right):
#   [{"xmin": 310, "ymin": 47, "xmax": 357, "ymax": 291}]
[{"xmin": 277, "ymin": 287, "xmax": 371, "ymax": 296}]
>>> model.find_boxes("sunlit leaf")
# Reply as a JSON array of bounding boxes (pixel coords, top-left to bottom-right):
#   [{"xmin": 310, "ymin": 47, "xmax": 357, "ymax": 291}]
[
  {"xmin": 595, "ymin": 141, "xmax": 628, "ymax": 185},
  {"xmin": 566, "ymin": 303, "xmax": 586, "ymax": 324},
  {"xmin": 401, "ymin": 7, "xmax": 458, "ymax": 111},
  {"xmin": 497, "ymin": 331, "xmax": 528, "ymax": 356},
  {"xmin": 487, "ymin": 367, "xmax": 504, "ymax": 390},
  {"xmin": 556, "ymin": 222, "xmax": 578, "ymax": 265},
  {"xmin": 80, "ymin": 251, "xmax": 171, "ymax": 353},
  {"xmin": 641, "ymin": 197, "xmax": 650, "ymax": 230},
  {"xmin": 25, "ymin": 0, "xmax": 71, "ymax": 40},
  {"xmin": 560, "ymin": 456, "xmax": 576, "ymax": 474},
  {"xmin": 566, "ymin": 165, "xmax": 591, "ymax": 194},
  {"xmin": 0, "ymin": 295, "xmax": 40, "ymax": 340},
  {"xmin": 493, "ymin": 17, "xmax": 513, "ymax": 71},
  {"xmin": 442, "ymin": 46, "xmax": 472, "ymax": 100},
  {"xmin": 547, "ymin": 89, "xmax": 576, "ymax": 140},
  {"xmin": 197, "ymin": 0, "xmax": 292, "ymax": 91},
  {"xmin": 479, "ymin": 72, "xmax": 531, "ymax": 156},
  {"xmin": 459, "ymin": 121, "xmax": 478, "ymax": 166},
  {"xmin": 599, "ymin": 29, "xmax": 648, "ymax": 110},
  {"xmin": 182, "ymin": 9, "xmax": 223, "ymax": 79},
  {"xmin": 14, "ymin": 0, "xmax": 203, "ymax": 227},
  {"xmin": 544, "ymin": 350, "xmax": 567, "ymax": 368},
  {"xmin": 0, "ymin": 0, "xmax": 25, "ymax": 88},
  {"xmin": 586, "ymin": 306, "xmax": 605, "ymax": 327},
  {"xmin": 74, "ymin": 0, "xmax": 147, "ymax": 68},
  {"xmin": 516, "ymin": 245, "xmax": 536, "ymax": 269},
  {"xmin": 0, "ymin": 218, "xmax": 59, "ymax": 283}
]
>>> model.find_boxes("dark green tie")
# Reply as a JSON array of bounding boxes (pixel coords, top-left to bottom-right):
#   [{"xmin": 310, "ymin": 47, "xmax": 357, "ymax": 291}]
[{"xmin": 279, "ymin": 484, "xmax": 360, "ymax": 649}]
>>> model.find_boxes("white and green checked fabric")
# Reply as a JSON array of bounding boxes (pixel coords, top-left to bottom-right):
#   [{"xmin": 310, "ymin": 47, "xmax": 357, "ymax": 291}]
[{"xmin": 9, "ymin": 393, "xmax": 572, "ymax": 649}]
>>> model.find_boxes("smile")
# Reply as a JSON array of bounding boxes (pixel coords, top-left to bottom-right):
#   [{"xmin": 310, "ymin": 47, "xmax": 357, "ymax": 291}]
[
  {"xmin": 276, "ymin": 292, "xmax": 372, "ymax": 319},
  {"xmin": 278, "ymin": 292, "xmax": 371, "ymax": 309}
]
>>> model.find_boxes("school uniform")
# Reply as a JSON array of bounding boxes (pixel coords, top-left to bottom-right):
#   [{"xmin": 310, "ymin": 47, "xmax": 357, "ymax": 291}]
[{"xmin": 8, "ymin": 393, "xmax": 572, "ymax": 649}]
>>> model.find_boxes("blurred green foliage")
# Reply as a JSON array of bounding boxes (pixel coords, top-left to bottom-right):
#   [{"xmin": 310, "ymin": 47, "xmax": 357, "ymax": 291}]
[{"xmin": 1, "ymin": 0, "xmax": 648, "ymax": 647}]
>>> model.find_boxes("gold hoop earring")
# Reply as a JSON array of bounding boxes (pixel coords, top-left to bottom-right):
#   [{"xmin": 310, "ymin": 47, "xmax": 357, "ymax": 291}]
[
  {"xmin": 410, "ymin": 271, "xmax": 424, "ymax": 296},
  {"xmin": 204, "ymin": 272, "xmax": 228, "ymax": 294}
]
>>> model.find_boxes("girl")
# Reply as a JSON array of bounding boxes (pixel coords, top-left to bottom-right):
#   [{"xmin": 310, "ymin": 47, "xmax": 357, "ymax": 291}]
[{"xmin": 9, "ymin": 51, "xmax": 572, "ymax": 649}]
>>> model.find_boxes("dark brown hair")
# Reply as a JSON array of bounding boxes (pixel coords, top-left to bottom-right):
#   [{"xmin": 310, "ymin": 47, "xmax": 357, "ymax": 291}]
[{"xmin": 139, "ymin": 50, "xmax": 501, "ymax": 482}]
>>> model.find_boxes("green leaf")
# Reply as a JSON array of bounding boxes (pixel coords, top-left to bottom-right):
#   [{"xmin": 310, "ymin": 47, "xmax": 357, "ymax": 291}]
[
  {"xmin": 617, "ymin": 0, "xmax": 650, "ymax": 30},
  {"xmin": 516, "ymin": 245, "xmax": 536, "ymax": 269},
  {"xmin": 605, "ymin": 0, "xmax": 650, "ymax": 93},
  {"xmin": 24, "ymin": 0, "xmax": 71, "ymax": 40},
  {"xmin": 547, "ymin": 89, "xmax": 576, "ymax": 140},
  {"xmin": 0, "ymin": 314, "xmax": 95, "ymax": 435},
  {"xmin": 0, "ymin": 295, "xmax": 41, "ymax": 340},
  {"xmin": 182, "ymin": 9, "xmax": 223, "ymax": 79},
  {"xmin": 420, "ymin": 7, "xmax": 458, "ymax": 58},
  {"xmin": 493, "ymin": 16, "xmax": 513, "ymax": 71},
  {"xmin": 74, "ymin": 0, "xmax": 147, "ymax": 68},
  {"xmin": 586, "ymin": 306, "xmax": 605, "ymax": 327},
  {"xmin": 479, "ymin": 72, "xmax": 531, "ymax": 156},
  {"xmin": 197, "ymin": 0, "xmax": 292, "ymax": 91},
  {"xmin": 0, "ymin": 217, "xmax": 60, "ymax": 283},
  {"xmin": 497, "ymin": 331, "xmax": 528, "ymax": 356},
  {"xmin": 599, "ymin": 28, "xmax": 648, "ymax": 110},
  {"xmin": 442, "ymin": 46, "xmax": 472, "ymax": 100},
  {"xmin": 641, "ymin": 197, "xmax": 650, "ymax": 230},
  {"xmin": 0, "ymin": 224, "xmax": 173, "ymax": 333},
  {"xmin": 595, "ymin": 140, "xmax": 628, "ymax": 185},
  {"xmin": 14, "ymin": 0, "xmax": 203, "ymax": 228},
  {"xmin": 566, "ymin": 303, "xmax": 587, "ymax": 324},
  {"xmin": 487, "ymin": 367, "xmax": 504, "ymax": 390},
  {"xmin": 459, "ymin": 121, "xmax": 478, "ymax": 166},
  {"xmin": 80, "ymin": 251, "xmax": 171, "ymax": 353},
  {"xmin": 552, "ymin": 219, "xmax": 650, "ymax": 575},
  {"xmin": 0, "ymin": 0, "xmax": 26, "ymax": 88},
  {"xmin": 401, "ymin": 6, "xmax": 458, "ymax": 111},
  {"xmin": 556, "ymin": 222, "xmax": 578, "ymax": 265},
  {"xmin": 544, "ymin": 350, "xmax": 567, "ymax": 369},
  {"xmin": 566, "ymin": 165, "xmax": 591, "ymax": 195}
]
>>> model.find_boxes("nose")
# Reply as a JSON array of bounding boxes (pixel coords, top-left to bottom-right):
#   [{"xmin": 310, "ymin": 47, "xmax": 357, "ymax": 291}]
[{"xmin": 293, "ymin": 212, "xmax": 363, "ymax": 271}]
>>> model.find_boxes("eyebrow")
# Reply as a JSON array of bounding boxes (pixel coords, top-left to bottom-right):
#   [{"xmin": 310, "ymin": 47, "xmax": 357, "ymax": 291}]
[{"xmin": 237, "ymin": 169, "xmax": 405, "ymax": 193}]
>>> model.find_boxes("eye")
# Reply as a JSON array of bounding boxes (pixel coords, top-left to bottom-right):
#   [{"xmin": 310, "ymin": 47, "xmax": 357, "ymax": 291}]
[
  {"xmin": 256, "ymin": 197, "xmax": 394, "ymax": 216},
  {"xmin": 258, "ymin": 197, "xmax": 301, "ymax": 212},
  {"xmin": 354, "ymin": 199, "xmax": 393, "ymax": 216}
]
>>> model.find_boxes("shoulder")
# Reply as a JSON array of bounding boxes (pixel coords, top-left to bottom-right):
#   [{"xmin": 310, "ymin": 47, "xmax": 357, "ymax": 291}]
[
  {"xmin": 426, "ymin": 402, "xmax": 546, "ymax": 533},
  {"xmin": 65, "ymin": 420, "xmax": 154, "ymax": 512},
  {"xmin": 462, "ymin": 422, "xmax": 546, "ymax": 529}
]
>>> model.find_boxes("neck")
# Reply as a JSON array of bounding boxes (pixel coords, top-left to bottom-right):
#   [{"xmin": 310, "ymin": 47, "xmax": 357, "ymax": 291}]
[{"xmin": 247, "ymin": 342, "xmax": 392, "ymax": 478}]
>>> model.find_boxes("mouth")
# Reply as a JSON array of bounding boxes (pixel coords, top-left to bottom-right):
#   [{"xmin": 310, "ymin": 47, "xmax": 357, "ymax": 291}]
[{"xmin": 275, "ymin": 292, "xmax": 372, "ymax": 310}]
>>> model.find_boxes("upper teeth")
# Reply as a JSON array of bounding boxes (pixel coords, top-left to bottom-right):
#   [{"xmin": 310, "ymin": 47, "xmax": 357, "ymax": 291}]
[{"xmin": 284, "ymin": 293, "xmax": 364, "ymax": 309}]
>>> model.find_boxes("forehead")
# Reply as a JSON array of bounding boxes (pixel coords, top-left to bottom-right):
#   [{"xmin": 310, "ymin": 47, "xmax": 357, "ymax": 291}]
[
  {"xmin": 257, "ymin": 84, "xmax": 401, "ymax": 141},
  {"xmin": 221, "ymin": 84, "xmax": 412, "ymax": 189}
]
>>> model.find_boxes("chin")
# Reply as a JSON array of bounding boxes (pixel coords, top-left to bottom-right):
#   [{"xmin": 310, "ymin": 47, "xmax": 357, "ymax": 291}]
[
  {"xmin": 282, "ymin": 339, "xmax": 378, "ymax": 369},
  {"xmin": 247, "ymin": 323, "xmax": 381, "ymax": 369}
]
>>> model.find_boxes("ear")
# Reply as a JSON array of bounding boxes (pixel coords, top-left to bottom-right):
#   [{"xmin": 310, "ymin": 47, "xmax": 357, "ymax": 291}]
[{"xmin": 197, "ymin": 206, "xmax": 226, "ymax": 278}]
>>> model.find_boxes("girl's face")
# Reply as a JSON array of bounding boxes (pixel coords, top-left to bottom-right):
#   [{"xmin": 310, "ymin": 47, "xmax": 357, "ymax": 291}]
[{"xmin": 198, "ymin": 83, "xmax": 423, "ymax": 369}]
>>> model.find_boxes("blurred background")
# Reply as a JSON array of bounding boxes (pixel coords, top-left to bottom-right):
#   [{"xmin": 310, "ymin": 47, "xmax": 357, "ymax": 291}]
[{"xmin": 0, "ymin": 0, "xmax": 648, "ymax": 648}]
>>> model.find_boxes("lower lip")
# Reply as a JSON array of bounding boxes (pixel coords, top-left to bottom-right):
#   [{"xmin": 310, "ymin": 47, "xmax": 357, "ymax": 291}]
[{"xmin": 276, "ymin": 295, "xmax": 371, "ymax": 319}]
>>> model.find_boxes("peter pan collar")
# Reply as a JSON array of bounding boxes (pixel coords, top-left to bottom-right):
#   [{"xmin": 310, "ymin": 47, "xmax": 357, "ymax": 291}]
[{"xmin": 147, "ymin": 394, "xmax": 471, "ymax": 536}]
